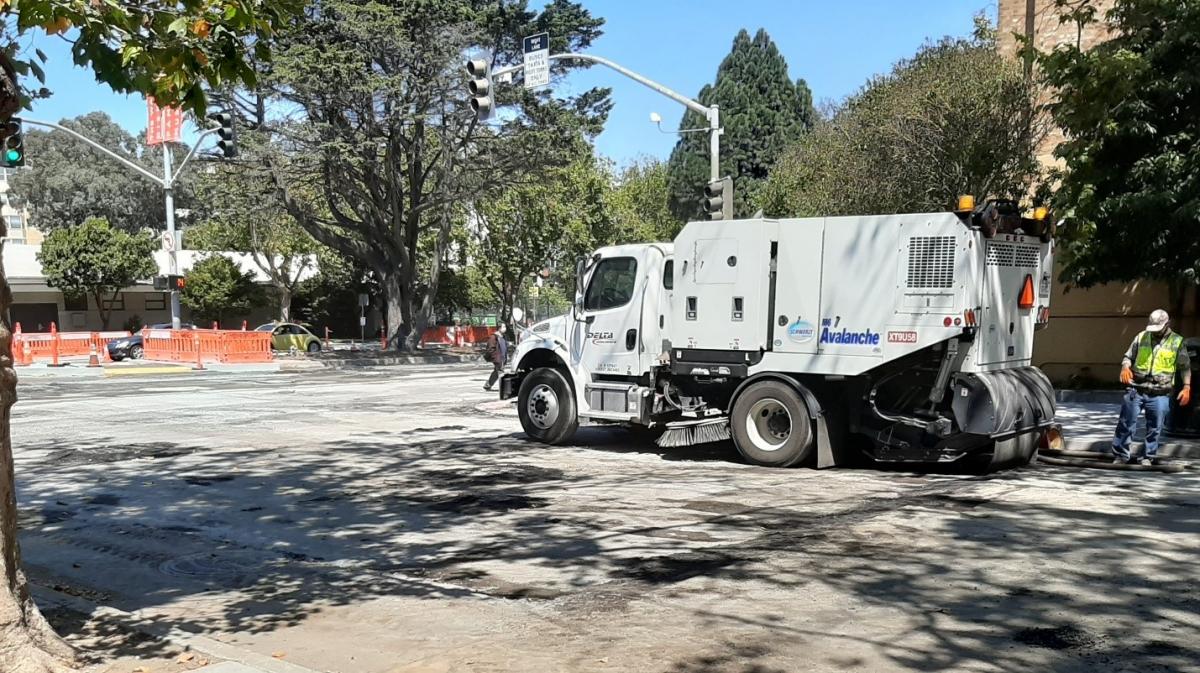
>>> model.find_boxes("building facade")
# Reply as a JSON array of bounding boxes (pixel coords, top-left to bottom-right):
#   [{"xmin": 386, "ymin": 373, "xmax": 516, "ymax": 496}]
[
  {"xmin": 0, "ymin": 167, "xmax": 40, "ymax": 246},
  {"xmin": 996, "ymin": 0, "xmax": 1194, "ymax": 385}
]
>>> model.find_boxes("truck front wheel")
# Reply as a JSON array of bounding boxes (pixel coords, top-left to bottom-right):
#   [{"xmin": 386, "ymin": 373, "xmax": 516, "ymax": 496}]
[
  {"xmin": 730, "ymin": 380, "xmax": 815, "ymax": 467},
  {"xmin": 518, "ymin": 367, "xmax": 579, "ymax": 445}
]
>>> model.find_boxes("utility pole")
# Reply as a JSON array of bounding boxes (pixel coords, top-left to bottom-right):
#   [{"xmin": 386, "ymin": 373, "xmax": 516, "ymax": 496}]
[
  {"xmin": 22, "ymin": 118, "xmax": 220, "ymax": 329},
  {"xmin": 162, "ymin": 145, "xmax": 181, "ymax": 328}
]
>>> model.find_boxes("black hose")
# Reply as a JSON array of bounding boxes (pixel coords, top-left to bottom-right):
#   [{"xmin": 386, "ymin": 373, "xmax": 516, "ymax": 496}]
[{"xmin": 1036, "ymin": 454, "xmax": 1189, "ymax": 473}]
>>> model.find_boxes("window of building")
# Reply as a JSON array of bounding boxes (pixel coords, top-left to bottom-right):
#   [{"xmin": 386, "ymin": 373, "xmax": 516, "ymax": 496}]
[
  {"xmin": 63, "ymin": 293, "xmax": 88, "ymax": 311},
  {"xmin": 144, "ymin": 293, "xmax": 166, "ymax": 310},
  {"xmin": 584, "ymin": 257, "xmax": 638, "ymax": 311},
  {"xmin": 102, "ymin": 294, "xmax": 125, "ymax": 311},
  {"xmin": 4, "ymin": 214, "xmax": 23, "ymax": 241}
]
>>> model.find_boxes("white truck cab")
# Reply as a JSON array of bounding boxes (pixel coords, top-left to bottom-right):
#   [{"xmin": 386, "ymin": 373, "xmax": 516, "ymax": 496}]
[{"xmin": 501, "ymin": 200, "xmax": 1057, "ymax": 471}]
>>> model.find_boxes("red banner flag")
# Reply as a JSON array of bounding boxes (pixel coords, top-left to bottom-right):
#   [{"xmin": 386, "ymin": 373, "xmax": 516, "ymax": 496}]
[{"xmin": 146, "ymin": 98, "xmax": 183, "ymax": 146}]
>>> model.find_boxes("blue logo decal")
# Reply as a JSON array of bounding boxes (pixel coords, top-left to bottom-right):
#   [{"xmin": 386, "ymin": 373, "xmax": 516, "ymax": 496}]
[{"xmin": 787, "ymin": 319, "xmax": 816, "ymax": 343}]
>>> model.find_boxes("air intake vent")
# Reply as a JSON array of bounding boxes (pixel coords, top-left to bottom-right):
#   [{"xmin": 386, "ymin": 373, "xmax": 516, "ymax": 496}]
[
  {"xmin": 907, "ymin": 236, "xmax": 956, "ymax": 288},
  {"xmin": 987, "ymin": 242, "xmax": 1039, "ymax": 268}
]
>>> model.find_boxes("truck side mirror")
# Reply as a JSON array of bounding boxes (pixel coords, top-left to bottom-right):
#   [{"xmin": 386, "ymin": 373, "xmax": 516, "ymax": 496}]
[{"xmin": 573, "ymin": 258, "xmax": 586, "ymax": 321}]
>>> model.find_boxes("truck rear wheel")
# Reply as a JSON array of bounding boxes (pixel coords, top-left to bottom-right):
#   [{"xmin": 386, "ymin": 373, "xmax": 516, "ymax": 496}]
[
  {"xmin": 730, "ymin": 380, "xmax": 814, "ymax": 467},
  {"xmin": 518, "ymin": 367, "xmax": 579, "ymax": 445}
]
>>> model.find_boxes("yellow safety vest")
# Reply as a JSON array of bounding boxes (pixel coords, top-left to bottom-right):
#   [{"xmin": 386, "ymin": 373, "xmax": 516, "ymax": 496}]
[{"xmin": 1134, "ymin": 331, "xmax": 1183, "ymax": 377}]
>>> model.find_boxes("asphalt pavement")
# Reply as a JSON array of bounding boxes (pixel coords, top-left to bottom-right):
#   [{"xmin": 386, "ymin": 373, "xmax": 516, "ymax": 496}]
[{"xmin": 11, "ymin": 365, "xmax": 1200, "ymax": 673}]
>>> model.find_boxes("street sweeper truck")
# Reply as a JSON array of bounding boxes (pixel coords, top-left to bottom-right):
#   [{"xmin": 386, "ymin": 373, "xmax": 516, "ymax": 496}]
[{"xmin": 498, "ymin": 198, "xmax": 1058, "ymax": 470}]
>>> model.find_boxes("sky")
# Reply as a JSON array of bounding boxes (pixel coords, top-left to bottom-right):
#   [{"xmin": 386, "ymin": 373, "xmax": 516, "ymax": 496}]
[{"xmin": 25, "ymin": 0, "xmax": 997, "ymax": 167}]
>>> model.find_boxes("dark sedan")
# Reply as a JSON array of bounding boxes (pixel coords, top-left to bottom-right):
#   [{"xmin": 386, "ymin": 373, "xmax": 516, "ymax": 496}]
[{"xmin": 107, "ymin": 323, "xmax": 194, "ymax": 361}]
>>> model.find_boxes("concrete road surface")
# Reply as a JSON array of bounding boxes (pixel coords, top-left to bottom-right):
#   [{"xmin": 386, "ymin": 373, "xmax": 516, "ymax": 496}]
[{"xmin": 12, "ymin": 365, "xmax": 1200, "ymax": 673}]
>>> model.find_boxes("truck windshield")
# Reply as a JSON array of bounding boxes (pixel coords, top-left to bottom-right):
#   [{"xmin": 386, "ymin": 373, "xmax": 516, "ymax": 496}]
[{"xmin": 585, "ymin": 257, "xmax": 637, "ymax": 311}]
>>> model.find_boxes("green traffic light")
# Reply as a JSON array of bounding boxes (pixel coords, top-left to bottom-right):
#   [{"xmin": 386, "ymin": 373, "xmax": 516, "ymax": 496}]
[{"xmin": 4, "ymin": 149, "xmax": 19, "ymax": 162}]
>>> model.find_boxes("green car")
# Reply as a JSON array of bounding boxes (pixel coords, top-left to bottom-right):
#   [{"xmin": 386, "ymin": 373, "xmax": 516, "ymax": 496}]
[{"xmin": 256, "ymin": 322, "xmax": 322, "ymax": 353}]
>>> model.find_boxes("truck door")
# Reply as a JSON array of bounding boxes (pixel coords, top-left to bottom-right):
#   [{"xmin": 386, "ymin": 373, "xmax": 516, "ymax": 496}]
[
  {"xmin": 977, "ymin": 237, "xmax": 1043, "ymax": 368},
  {"xmin": 571, "ymin": 254, "xmax": 645, "ymax": 378}
]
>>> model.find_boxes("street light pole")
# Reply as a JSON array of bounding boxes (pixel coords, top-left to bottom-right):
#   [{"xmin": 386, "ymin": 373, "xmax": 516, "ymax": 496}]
[
  {"xmin": 162, "ymin": 146, "xmax": 180, "ymax": 328},
  {"xmin": 22, "ymin": 119, "xmax": 217, "ymax": 329},
  {"xmin": 491, "ymin": 53, "xmax": 722, "ymax": 182}
]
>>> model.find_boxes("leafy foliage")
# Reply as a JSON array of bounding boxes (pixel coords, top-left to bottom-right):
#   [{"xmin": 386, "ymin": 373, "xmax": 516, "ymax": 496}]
[
  {"xmin": 189, "ymin": 161, "xmax": 318, "ymax": 320},
  {"xmin": 0, "ymin": 0, "xmax": 303, "ymax": 116},
  {"xmin": 1036, "ymin": 0, "xmax": 1200, "ymax": 291},
  {"xmin": 8, "ymin": 112, "xmax": 198, "ymax": 233},
  {"xmin": 759, "ymin": 18, "xmax": 1044, "ymax": 218},
  {"xmin": 610, "ymin": 158, "xmax": 679, "ymax": 242},
  {"xmin": 180, "ymin": 254, "xmax": 263, "ymax": 325},
  {"xmin": 36, "ymin": 217, "xmax": 157, "ymax": 329},
  {"xmin": 666, "ymin": 28, "xmax": 815, "ymax": 220},
  {"xmin": 262, "ymin": 0, "xmax": 610, "ymax": 349},
  {"xmin": 471, "ymin": 158, "xmax": 612, "ymax": 325}
]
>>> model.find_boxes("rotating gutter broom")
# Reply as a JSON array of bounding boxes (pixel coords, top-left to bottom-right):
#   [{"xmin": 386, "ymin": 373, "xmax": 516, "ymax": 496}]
[{"xmin": 656, "ymin": 418, "xmax": 731, "ymax": 448}]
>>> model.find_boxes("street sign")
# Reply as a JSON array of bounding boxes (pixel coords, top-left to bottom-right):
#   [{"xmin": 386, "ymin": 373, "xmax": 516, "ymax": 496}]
[
  {"xmin": 523, "ymin": 32, "xmax": 550, "ymax": 89},
  {"xmin": 146, "ymin": 98, "xmax": 183, "ymax": 146},
  {"xmin": 160, "ymin": 231, "xmax": 176, "ymax": 252},
  {"xmin": 358, "ymin": 293, "xmax": 370, "ymax": 307}
]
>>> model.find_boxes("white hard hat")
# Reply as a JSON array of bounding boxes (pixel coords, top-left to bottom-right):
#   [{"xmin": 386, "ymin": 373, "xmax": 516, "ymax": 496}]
[{"xmin": 1146, "ymin": 309, "xmax": 1169, "ymax": 333}]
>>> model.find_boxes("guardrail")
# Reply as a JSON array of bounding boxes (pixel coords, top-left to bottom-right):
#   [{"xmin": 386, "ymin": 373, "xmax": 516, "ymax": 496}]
[
  {"xmin": 12, "ymin": 323, "xmax": 129, "ymax": 366},
  {"xmin": 141, "ymin": 328, "xmax": 273, "ymax": 365}
]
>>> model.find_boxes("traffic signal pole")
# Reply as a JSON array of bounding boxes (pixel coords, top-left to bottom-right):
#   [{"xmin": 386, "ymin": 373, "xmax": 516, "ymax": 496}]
[
  {"xmin": 22, "ymin": 118, "xmax": 218, "ymax": 328},
  {"xmin": 489, "ymin": 53, "xmax": 722, "ymax": 182}
]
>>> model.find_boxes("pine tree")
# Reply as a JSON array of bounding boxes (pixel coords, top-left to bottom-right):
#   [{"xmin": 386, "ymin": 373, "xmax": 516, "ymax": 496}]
[{"xmin": 666, "ymin": 28, "xmax": 815, "ymax": 221}]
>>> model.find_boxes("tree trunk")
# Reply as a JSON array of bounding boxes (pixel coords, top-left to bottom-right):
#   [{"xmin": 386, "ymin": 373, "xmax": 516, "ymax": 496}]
[
  {"xmin": 0, "ymin": 237, "xmax": 76, "ymax": 671},
  {"xmin": 278, "ymin": 287, "xmax": 292, "ymax": 322},
  {"xmin": 381, "ymin": 271, "xmax": 404, "ymax": 352}
]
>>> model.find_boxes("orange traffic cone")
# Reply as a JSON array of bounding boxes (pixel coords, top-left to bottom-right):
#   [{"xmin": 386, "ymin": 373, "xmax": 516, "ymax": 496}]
[{"xmin": 87, "ymin": 344, "xmax": 100, "ymax": 368}]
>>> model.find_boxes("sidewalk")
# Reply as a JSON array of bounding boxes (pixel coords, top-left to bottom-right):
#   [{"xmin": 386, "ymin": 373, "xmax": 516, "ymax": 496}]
[
  {"xmin": 14, "ymin": 357, "xmax": 294, "ymax": 378},
  {"xmin": 1057, "ymin": 399, "xmax": 1200, "ymax": 459}
]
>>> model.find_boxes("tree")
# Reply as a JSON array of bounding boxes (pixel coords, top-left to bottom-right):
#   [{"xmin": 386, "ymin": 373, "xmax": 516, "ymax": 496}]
[
  {"xmin": 180, "ymin": 255, "xmax": 263, "ymax": 326},
  {"xmin": 758, "ymin": 17, "xmax": 1045, "ymax": 218},
  {"xmin": 8, "ymin": 113, "xmax": 198, "ymax": 233},
  {"xmin": 610, "ymin": 158, "xmax": 679, "ymax": 242},
  {"xmin": 262, "ymin": 0, "xmax": 610, "ymax": 351},
  {"xmin": 666, "ymin": 28, "xmax": 815, "ymax": 221},
  {"xmin": 0, "ymin": 3, "xmax": 302, "ymax": 671},
  {"xmin": 36, "ymin": 218, "xmax": 157, "ymax": 329},
  {"xmin": 1035, "ymin": 0, "xmax": 1200, "ymax": 311},
  {"xmin": 189, "ymin": 164, "xmax": 318, "ymax": 321},
  {"xmin": 472, "ymin": 159, "xmax": 612, "ymax": 326}
]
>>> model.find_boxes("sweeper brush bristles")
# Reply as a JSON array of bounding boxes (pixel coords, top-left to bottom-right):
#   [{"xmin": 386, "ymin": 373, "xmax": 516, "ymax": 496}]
[{"xmin": 656, "ymin": 418, "xmax": 731, "ymax": 448}]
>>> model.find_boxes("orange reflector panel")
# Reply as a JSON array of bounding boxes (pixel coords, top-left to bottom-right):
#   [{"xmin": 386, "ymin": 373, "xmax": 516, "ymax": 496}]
[{"xmin": 1018, "ymin": 274, "xmax": 1035, "ymax": 309}]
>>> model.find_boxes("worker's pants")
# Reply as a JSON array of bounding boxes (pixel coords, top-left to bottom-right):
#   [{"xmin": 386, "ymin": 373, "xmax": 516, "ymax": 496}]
[
  {"xmin": 1112, "ymin": 388, "xmax": 1170, "ymax": 462},
  {"xmin": 486, "ymin": 362, "xmax": 503, "ymax": 389}
]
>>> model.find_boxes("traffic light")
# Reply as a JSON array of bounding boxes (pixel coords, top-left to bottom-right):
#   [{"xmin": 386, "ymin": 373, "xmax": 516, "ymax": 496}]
[
  {"xmin": 154, "ymin": 275, "xmax": 186, "ymax": 291},
  {"xmin": 2, "ymin": 118, "xmax": 24, "ymax": 168},
  {"xmin": 466, "ymin": 58, "xmax": 493, "ymax": 121},
  {"xmin": 704, "ymin": 177, "xmax": 733, "ymax": 221},
  {"xmin": 208, "ymin": 112, "xmax": 236, "ymax": 158}
]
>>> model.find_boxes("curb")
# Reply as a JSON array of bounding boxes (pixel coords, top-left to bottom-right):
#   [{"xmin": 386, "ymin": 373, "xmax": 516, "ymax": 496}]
[{"xmin": 315, "ymin": 353, "xmax": 482, "ymax": 369}]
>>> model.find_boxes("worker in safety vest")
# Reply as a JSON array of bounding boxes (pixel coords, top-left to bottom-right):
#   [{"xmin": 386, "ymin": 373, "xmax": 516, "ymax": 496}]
[{"xmin": 1113, "ymin": 309, "xmax": 1191, "ymax": 464}]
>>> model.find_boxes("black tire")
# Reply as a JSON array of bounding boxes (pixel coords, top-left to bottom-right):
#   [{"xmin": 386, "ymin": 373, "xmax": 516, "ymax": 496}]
[
  {"xmin": 730, "ymin": 380, "xmax": 814, "ymax": 467},
  {"xmin": 129, "ymin": 344, "xmax": 144, "ymax": 360},
  {"xmin": 517, "ymin": 367, "xmax": 579, "ymax": 445},
  {"xmin": 307, "ymin": 340, "xmax": 321, "ymax": 353}
]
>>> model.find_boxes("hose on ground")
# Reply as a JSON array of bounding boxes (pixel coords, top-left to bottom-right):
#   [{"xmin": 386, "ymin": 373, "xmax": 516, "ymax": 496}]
[{"xmin": 1036, "ymin": 451, "xmax": 1191, "ymax": 473}]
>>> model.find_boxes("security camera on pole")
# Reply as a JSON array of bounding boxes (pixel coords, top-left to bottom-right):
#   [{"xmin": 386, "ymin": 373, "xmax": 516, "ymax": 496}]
[{"xmin": 466, "ymin": 36, "xmax": 725, "ymax": 186}]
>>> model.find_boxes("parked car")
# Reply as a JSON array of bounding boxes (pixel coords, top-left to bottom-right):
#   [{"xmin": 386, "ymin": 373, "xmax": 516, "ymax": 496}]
[
  {"xmin": 107, "ymin": 323, "xmax": 195, "ymax": 361},
  {"xmin": 256, "ymin": 322, "xmax": 323, "ymax": 353}
]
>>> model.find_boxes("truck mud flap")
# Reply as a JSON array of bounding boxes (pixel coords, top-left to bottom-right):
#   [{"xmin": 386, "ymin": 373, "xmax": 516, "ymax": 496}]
[
  {"xmin": 499, "ymin": 374, "xmax": 520, "ymax": 400},
  {"xmin": 950, "ymin": 367, "xmax": 1055, "ymax": 438}
]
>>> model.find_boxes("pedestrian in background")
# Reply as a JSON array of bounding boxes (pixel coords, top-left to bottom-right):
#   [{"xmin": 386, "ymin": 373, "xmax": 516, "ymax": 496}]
[
  {"xmin": 1113, "ymin": 309, "xmax": 1191, "ymax": 465},
  {"xmin": 483, "ymin": 323, "xmax": 508, "ymax": 391}
]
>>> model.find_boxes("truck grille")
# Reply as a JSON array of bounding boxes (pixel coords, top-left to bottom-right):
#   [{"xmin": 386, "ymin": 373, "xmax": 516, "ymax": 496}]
[
  {"xmin": 986, "ymin": 242, "xmax": 1039, "ymax": 268},
  {"xmin": 906, "ymin": 236, "xmax": 955, "ymax": 288}
]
